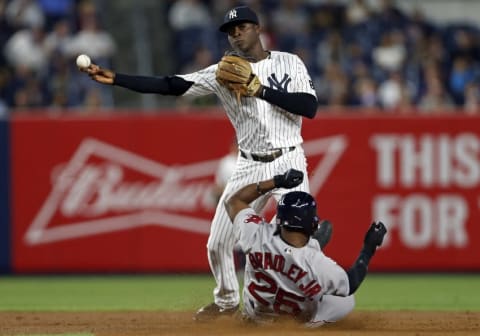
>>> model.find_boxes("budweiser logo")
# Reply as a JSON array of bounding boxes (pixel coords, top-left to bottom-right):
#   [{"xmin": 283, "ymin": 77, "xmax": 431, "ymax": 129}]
[
  {"xmin": 58, "ymin": 164, "xmax": 213, "ymax": 216},
  {"xmin": 25, "ymin": 136, "xmax": 347, "ymax": 245}
]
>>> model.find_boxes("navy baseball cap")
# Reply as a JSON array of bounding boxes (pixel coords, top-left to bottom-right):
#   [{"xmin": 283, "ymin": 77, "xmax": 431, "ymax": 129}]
[{"xmin": 219, "ymin": 6, "xmax": 259, "ymax": 32}]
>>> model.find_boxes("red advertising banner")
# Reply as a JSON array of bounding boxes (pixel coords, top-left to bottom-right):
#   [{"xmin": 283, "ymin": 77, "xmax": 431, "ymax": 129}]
[
  {"xmin": 11, "ymin": 113, "xmax": 235, "ymax": 272},
  {"xmin": 302, "ymin": 115, "xmax": 480, "ymax": 271},
  {"xmin": 10, "ymin": 112, "xmax": 480, "ymax": 272}
]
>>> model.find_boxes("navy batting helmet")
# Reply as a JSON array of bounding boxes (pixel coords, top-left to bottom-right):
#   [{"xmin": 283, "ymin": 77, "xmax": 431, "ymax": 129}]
[{"xmin": 276, "ymin": 191, "xmax": 319, "ymax": 236}]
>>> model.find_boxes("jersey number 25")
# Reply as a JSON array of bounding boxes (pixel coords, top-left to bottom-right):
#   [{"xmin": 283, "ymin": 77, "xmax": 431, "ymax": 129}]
[{"xmin": 248, "ymin": 271, "xmax": 305, "ymax": 316}]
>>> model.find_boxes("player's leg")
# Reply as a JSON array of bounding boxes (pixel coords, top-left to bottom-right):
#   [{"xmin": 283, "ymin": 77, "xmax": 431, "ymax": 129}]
[
  {"xmin": 196, "ymin": 159, "xmax": 263, "ymax": 320},
  {"xmin": 305, "ymin": 295, "xmax": 355, "ymax": 328},
  {"xmin": 195, "ymin": 189, "xmax": 239, "ymax": 321},
  {"xmin": 209, "ymin": 190, "xmax": 239, "ymax": 306}
]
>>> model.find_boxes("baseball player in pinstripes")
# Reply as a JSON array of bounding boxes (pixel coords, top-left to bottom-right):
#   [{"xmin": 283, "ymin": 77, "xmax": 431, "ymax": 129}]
[
  {"xmin": 81, "ymin": 5, "xmax": 331, "ymax": 321},
  {"xmin": 224, "ymin": 168, "xmax": 387, "ymax": 327}
]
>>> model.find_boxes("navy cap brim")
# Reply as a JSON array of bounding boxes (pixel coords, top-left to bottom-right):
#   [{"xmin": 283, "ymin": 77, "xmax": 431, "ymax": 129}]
[{"xmin": 219, "ymin": 19, "xmax": 258, "ymax": 32}]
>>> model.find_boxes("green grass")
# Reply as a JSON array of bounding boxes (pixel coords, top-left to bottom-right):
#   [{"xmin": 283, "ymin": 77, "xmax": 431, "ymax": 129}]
[
  {"xmin": 355, "ymin": 274, "xmax": 480, "ymax": 311},
  {"xmin": 0, "ymin": 274, "xmax": 479, "ymax": 311},
  {"xmin": 0, "ymin": 275, "xmax": 215, "ymax": 311}
]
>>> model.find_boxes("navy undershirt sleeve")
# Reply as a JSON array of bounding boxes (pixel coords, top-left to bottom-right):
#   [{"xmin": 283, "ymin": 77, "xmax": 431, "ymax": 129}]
[
  {"xmin": 261, "ymin": 87, "xmax": 317, "ymax": 119},
  {"xmin": 113, "ymin": 73, "xmax": 193, "ymax": 96},
  {"xmin": 113, "ymin": 73, "xmax": 317, "ymax": 118},
  {"xmin": 346, "ymin": 246, "xmax": 376, "ymax": 295}
]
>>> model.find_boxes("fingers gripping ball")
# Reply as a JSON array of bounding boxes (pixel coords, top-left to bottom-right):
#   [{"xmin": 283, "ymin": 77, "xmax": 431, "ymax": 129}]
[
  {"xmin": 76, "ymin": 54, "xmax": 91, "ymax": 68},
  {"xmin": 216, "ymin": 55, "xmax": 262, "ymax": 102}
]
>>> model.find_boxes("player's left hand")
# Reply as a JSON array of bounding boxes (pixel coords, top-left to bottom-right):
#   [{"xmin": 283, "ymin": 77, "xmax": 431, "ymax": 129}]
[
  {"xmin": 364, "ymin": 221, "xmax": 387, "ymax": 248},
  {"xmin": 273, "ymin": 169, "xmax": 304, "ymax": 189},
  {"xmin": 216, "ymin": 55, "xmax": 262, "ymax": 102}
]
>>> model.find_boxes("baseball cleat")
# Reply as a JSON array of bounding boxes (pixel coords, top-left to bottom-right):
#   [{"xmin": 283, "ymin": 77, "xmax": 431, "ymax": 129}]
[
  {"xmin": 194, "ymin": 302, "xmax": 239, "ymax": 322},
  {"xmin": 312, "ymin": 220, "xmax": 333, "ymax": 249}
]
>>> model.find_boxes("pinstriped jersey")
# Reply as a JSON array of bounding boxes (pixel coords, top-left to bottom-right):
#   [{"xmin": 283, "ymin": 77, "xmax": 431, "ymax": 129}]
[
  {"xmin": 177, "ymin": 51, "xmax": 317, "ymax": 152},
  {"xmin": 233, "ymin": 208, "xmax": 349, "ymax": 319}
]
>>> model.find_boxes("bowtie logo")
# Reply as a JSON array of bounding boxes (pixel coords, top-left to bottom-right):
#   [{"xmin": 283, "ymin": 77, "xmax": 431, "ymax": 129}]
[
  {"xmin": 229, "ymin": 9, "xmax": 237, "ymax": 19},
  {"xmin": 24, "ymin": 135, "xmax": 347, "ymax": 245}
]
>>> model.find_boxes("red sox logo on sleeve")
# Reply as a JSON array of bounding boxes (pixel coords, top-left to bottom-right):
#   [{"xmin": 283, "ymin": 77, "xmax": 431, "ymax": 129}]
[
  {"xmin": 24, "ymin": 135, "xmax": 347, "ymax": 245},
  {"xmin": 244, "ymin": 214, "xmax": 263, "ymax": 224}
]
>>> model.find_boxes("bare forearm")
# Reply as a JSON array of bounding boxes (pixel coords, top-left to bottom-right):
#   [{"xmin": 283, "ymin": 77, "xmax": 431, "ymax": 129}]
[
  {"xmin": 238, "ymin": 180, "xmax": 275, "ymax": 204},
  {"xmin": 225, "ymin": 169, "xmax": 304, "ymax": 223},
  {"xmin": 225, "ymin": 179, "xmax": 275, "ymax": 221}
]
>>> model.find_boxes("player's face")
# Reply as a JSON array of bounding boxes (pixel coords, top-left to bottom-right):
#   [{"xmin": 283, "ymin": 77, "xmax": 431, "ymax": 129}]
[{"xmin": 227, "ymin": 23, "xmax": 260, "ymax": 53}]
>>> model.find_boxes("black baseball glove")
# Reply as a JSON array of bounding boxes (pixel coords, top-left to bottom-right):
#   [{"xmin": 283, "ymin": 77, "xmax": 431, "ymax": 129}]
[
  {"xmin": 364, "ymin": 221, "xmax": 387, "ymax": 249},
  {"xmin": 273, "ymin": 169, "xmax": 304, "ymax": 189}
]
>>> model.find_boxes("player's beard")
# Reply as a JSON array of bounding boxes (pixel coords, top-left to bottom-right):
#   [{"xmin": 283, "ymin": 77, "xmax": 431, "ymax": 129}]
[
  {"xmin": 230, "ymin": 36, "xmax": 255, "ymax": 55},
  {"xmin": 224, "ymin": 49, "xmax": 257, "ymax": 63}
]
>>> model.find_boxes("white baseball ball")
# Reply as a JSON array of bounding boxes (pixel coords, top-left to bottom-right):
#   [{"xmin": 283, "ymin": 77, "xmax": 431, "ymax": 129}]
[{"xmin": 76, "ymin": 54, "xmax": 91, "ymax": 68}]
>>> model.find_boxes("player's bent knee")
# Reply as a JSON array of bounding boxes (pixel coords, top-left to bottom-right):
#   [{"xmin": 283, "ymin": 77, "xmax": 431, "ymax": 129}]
[
  {"xmin": 206, "ymin": 239, "xmax": 231, "ymax": 255},
  {"xmin": 310, "ymin": 295, "xmax": 356, "ymax": 325},
  {"xmin": 345, "ymin": 295, "xmax": 355, "ymax": 313},
  {"xmin": 335, "ymin": 295, "xmax": 355, "ymax": 319}
]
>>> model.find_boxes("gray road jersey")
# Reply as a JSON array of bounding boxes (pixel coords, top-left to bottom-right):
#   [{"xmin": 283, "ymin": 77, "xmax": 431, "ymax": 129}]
[
  {"xmin": 233, "ymin": 208, "xmax": 349, "ymax": 319},
  {"xmin": 177, "ymin": 51, "xmax": 317, "ymax": 152}
]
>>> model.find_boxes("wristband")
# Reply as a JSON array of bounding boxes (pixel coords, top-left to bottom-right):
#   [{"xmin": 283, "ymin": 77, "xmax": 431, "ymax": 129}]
[
  {"xmin": 273, "ymin": 174, "xmax": 282, "ymax": 188},
  {"xmin": 256, "ymin": 182, "xmax": 265, "ymax": 195},
  {"xmin": 258, "ymin": 86, "xmax": 266, "ymax": 99}
]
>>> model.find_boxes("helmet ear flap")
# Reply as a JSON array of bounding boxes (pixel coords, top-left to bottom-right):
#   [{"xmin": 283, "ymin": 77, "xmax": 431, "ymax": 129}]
[{"xmin": 311, "ymin": 216, "xmax": 319, "ymax": 235}]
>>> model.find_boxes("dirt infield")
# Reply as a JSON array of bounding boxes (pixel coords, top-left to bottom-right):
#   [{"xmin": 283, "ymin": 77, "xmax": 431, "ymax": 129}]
[{"xmin": 1, "ymin": 311, "xmax": 479, "ymax": 335}]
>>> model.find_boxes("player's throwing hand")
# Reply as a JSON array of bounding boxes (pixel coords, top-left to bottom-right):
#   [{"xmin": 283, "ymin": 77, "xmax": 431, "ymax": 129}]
[{"xmin": 78, "ymin": 63, "xmax": 116, "ymax": 85}]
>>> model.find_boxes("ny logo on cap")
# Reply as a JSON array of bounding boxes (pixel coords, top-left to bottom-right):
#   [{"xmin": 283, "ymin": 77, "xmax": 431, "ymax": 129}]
[{"xmin": 228, "ymin": 9, "xmax": 237, "ymax": 19}]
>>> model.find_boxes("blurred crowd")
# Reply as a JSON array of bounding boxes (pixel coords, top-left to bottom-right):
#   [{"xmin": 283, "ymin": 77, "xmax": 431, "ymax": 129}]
[
  {"xmin": 0, "ymin": 0, "xmax": 115, "ymax": 116},
  {"xmin": 1, "ymin": 0, "xmax": 480, "ymax": 115},
  {"xmin": 168, "ymin": 0, "xmax": 480, "ymax": 114}
]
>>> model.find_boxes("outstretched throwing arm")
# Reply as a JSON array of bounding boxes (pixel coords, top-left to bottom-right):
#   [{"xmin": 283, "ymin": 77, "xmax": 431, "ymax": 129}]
[{"xmin": 79, "ymin": 63, "xmax": 193, "ymax": 95}]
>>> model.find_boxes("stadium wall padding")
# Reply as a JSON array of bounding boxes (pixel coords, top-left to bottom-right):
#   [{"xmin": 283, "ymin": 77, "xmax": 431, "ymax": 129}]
[
  {"xmin": 5, "ymin": 111, "xmax": 480, "ymax": 273},
  {"xmin": 0, "ymin": 119, "xmax": 10, "ymax": 273}
]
